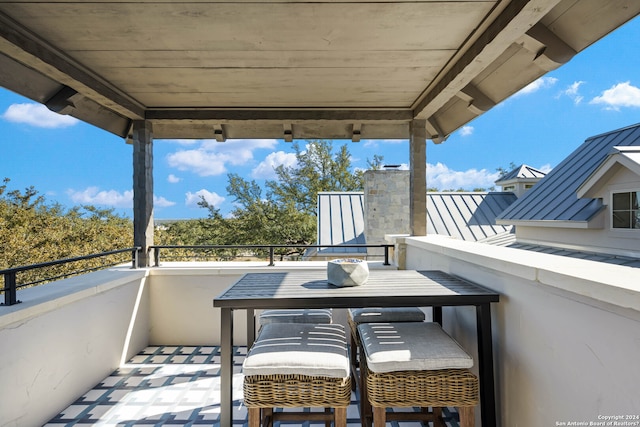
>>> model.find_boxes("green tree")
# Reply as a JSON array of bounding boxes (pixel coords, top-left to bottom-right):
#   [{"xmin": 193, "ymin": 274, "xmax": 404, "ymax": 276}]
[
  {"xmin": 0, "ymin": 178, "xmax": 133, "ymax": 287},
  {"xmin": 205, "ymin": 140, "xmax": 369, "ymax": 258},
  {"xmin": 267, "ymin": 140, "xmax": 364, "ymax": 215},
  {"xmin": 496, "ymin": 162, "xmax": 518, "ymax": 180},
  {"xmin": 221, "ymin": 174, "xmax": 316, "ymax": 258}
]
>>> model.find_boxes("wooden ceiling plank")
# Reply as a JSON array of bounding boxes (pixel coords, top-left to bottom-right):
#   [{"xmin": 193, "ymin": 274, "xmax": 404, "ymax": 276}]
[{"xmin": 0, "ymin": 11, "xmax": 145, "ymax": 120}]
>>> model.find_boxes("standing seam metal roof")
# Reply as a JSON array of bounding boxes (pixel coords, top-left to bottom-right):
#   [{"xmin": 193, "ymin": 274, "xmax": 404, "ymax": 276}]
[{"xmin": 497, "ymin": 123, "xmax": 640, "ymax": 223}]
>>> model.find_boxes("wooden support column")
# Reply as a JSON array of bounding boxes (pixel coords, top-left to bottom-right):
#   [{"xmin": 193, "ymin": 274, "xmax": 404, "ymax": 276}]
[
  {"xmin": 132, "ymin": 120, "xmax": 154, "ymax": 267},
  {"xmin": 409, "ymin": 119, "xmax": 427, "ymax": 236}
]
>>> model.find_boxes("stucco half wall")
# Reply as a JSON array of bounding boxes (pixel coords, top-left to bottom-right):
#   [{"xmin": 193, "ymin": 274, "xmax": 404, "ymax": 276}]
[{"xmin": 392, "ymin": 234, "xmax": 640, "ymax": 427}]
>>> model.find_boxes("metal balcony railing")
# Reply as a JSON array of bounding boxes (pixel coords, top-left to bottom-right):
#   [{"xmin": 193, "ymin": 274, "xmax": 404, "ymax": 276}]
[
  {"xmin": 148, "ymin": 244, "xmax": 393, "ymax": 267},
  {"xmin": 1, "ymin": 244, "xmax": 394, "ymax": 306},
  {"xmin": 0, "ymin": 247, "xmax": 141, "ymax": 306}
]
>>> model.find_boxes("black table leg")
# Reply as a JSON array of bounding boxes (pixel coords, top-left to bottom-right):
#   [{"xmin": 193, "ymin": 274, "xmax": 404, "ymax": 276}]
[
  {"xmin": 476, "ymin": 303, "xmax": 497, "ymax": 427},
  {"xmin": 220, "ymin": 307, "xmax": 234, "ymax": 427},
  {"xmin": 433, "ymin": 306, "xmax": 443, "ymax": 325},
  {"xmin": 246, "ymin": 308, "xmax": 255, "ymax": 348}
]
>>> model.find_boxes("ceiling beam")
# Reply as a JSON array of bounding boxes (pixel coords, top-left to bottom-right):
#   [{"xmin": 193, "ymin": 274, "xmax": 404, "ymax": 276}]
[
  {"xmin": 145, "ymin": 109, "xmax": 413, "ymax": 122},
  {"xmin": 351, "ymin": 123, "xmax": 362, "ymax": 142},
  {"xmin": 283, "ymin": 123, "xmax": 293, "ymax": 142},
  {"xmin": 213, "ymin": 124, "xmax": 226, "ymax": 142},
  {"xmin": 521, "ymin": 23, "xmax": 576, "ymax": 71},
  {"xmin": 425, "ymin": 117, "xmax": 447, "ymax": 144},
  {"xmin": 458, "ymin": 84, "xmax": 496, "ymax": 115},
  {"xmin": 0, "ymin": 11, "xmax": 145, "ymax": 120},
  {"xmin": 413, "ymin": 0, "xmax": 564, "ymax": 121}
]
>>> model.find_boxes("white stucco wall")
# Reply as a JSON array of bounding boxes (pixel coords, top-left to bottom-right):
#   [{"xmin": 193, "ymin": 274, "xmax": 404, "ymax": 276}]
[
  {"xmin": 396, "ymin": 235, "xmax": 640, "ymax": 427},
  {"xmin": 0, "ymin": 269, "xmax": 149, "ymax": 427}
]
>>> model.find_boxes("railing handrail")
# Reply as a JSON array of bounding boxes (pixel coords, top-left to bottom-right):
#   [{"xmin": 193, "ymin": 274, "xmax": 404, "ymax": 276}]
[
  {"xmin": 1, "ymin": 244, "xmax": 395, "ymax": 306},
  {"xmin": 1, "ymin": 247, "xmax": 141, "ymax": 306},
  {"xmin": 149, "ymin": 243, "xmax": 394, "ymax": 267}
]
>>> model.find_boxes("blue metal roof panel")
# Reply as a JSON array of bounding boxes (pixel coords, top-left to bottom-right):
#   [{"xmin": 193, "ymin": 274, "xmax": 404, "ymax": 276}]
[{"xmin": 498, "ymin": 123, "xmax": 640, "ymax": 222}]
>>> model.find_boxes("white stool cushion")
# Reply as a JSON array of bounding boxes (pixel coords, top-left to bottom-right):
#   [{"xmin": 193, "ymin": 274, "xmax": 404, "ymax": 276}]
[
  {"xmin": 348, "ymin": 307, "xmax": 425, "ymax": 323},
  {"xmin": 243, "ymin": 323, "xmax": 350, "ymax": 378},
  {"xmin": 259, "ymin": 308, "xmax": 332, "ymax": 326},
  {"xmin": 358, "ymin": 322, "xmax": 473, "ymax": 373}
]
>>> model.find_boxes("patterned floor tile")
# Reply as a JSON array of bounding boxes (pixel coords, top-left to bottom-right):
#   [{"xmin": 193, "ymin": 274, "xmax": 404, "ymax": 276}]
[{"xmin": 47, "ymin": 345, "xmax": 462, "ymax": 426}]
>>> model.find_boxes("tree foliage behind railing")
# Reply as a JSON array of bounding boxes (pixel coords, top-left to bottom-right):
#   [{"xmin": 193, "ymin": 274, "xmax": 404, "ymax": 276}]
[{"xmin": 0, "ymin": 178, "xmax": 134, "ymax": 289}]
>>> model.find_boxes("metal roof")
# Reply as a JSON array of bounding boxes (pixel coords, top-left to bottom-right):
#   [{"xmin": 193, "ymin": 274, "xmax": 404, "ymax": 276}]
[
  {"xmin": 316, "ymin": 192, "xmax": 366, "ymax": 255},
  {"xmin": 497, "ymin": 123, "xmax": 640, "ymax": 225},
  {"xmin": 489, "ymin": 241, "xmax": 640, "ymax": 269},
  {"xmin": 427, "ymin": 192, "xmax": 516, "ymax": 241},
  {"xmin": 1, "ymin": 2, "xmax": 639, "ymax": 140},
  {"xmin": 495, "ymin": 164, "xmax": 547, "ymax": 183},
  {"xmin": 315, "ymin": 191, "xmax": 516, "ymax": 250}
]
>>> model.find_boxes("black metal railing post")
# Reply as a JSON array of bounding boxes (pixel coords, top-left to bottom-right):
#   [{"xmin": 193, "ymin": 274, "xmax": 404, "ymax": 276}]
[
  {"xmin": 2, "ymin": 271, "xmax": 20, "ymax": 306},
  {"xmin": 383, "ymin": 245, "xmax": 390, "ymax": 266},
  {"xmin": 154, "ymin": 247, "xmax": 160, "ymax": 267},
  {"xmin": 268, "ymin": 247, "xmax": 275, "ymax": 266}
]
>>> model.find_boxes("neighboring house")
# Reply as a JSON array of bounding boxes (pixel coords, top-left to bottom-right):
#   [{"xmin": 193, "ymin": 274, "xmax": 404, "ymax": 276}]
[
  {"xmin": 497, "ymin": 122, "xmax": 640, "ymax": 265},
  {"xmin": 495, "ymin": 164, "xmax": 547, "ymax": 198},
  {"xmin": 310, "ymin": 122, "xmax": 640, "ymax": 268}
]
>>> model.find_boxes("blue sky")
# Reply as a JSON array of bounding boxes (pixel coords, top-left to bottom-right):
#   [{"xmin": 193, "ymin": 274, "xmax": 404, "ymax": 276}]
[{"xmin": 2, "ymin": 16, "xmax": 640, "ymax": 220}]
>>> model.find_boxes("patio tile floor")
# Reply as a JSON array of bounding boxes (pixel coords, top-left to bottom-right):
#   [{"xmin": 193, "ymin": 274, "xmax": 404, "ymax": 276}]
[{"xmin": 45, "ymin": 346, "xmax": 463, "ymax": 427}]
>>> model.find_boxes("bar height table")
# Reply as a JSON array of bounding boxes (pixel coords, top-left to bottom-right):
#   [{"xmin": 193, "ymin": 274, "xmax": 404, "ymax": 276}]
[{"xmin": 213, "ymin": 269, "xmax": 499, "ymax": 427}]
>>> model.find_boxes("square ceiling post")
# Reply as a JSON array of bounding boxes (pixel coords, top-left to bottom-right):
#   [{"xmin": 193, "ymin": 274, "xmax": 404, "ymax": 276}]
[
  {"xmin": 410, "ymin": 119, "xmax": 427, "ymax": 236},
  {"xmin": 132, "ymin": 120, "xmax": 154, "ymax": 267}
]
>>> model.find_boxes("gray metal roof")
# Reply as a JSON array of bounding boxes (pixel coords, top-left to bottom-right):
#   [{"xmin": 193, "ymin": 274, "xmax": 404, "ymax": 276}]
[
  {"xmin": 497, "ymin": 123, "xmax": 640, "ymax": 224},
  {"xmin": 488, "ymin": 240, "xmax": 640, "ymax": 268},
  {"xmin": 495, "ymin": 164, "xmax": 547, "ymax": 183},
  {"xmin": 315, "ymin": 191, "xmax": 516, "ymax": 250},
  {"xmin": 316, "ymin": 192, "xmax": 366, "ymax": 255},
  {"xmin": 427, "ymin": 192, "xmax": 516, "ymax": 241}
]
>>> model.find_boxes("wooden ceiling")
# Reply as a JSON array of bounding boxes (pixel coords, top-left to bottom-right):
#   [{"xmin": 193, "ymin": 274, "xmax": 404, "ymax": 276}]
[{"xmin": 0, "ymin": 0, "xmax": 638, "ymax": 141}]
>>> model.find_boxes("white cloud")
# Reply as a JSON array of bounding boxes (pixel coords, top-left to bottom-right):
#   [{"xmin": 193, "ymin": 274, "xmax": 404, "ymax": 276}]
[
  {"xmin": 459, "ymin": 126, "xmax": 474, "ymax": 136},
  {"xmin": 426, "ymin": 162, "xmax": 501, "ymax": 190},
  {"xmin": 515, "ymin": 76, "xmax": 558, "ymax": 96},
  {"xmin": 590, "ymin": 81, "xmax": 640, "ymax": 110},
  {"xmin": 2, "ymin": 103, "xmax": 79, "ymax": 128},
  {"xmin": 67, "ymin": 187, "xmax": 133, "ymax": 208},
  {"xmin": 559, "ymin": 81, "xmax": 585, "ymax": 105},
  {"xmin": 252, "ymin": 151, "xmax": 298, "ymax": 179},
  {"xmin": 154, "ymin": 196, "xmax": 175, "ymax": 207},
  {"xmin": 166, "ymin": 149, "xmax": 229, "ymax": 176},
  {"xmin": 185, "ymin": 189, "xmax": 225, "ymax": 208},
  {"xmin": 538, "ymin": 163, "xmax": 553, "ymax": 173},
  {"xmin": 167, "ymin": 174, "xmax": 181, "ymax": 183},
  {"xmin": 67, "ymin": 187, "xmax": 174, "ymax": 208},
  {"xmin": 166, "ymin": 139, "xmax": 278, "ymax": 177}
]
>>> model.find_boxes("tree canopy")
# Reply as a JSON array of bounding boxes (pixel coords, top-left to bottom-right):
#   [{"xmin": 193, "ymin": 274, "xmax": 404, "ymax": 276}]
[{"xmin": 0, "ymin": 178, "xmax": 133, "ymax": 286}]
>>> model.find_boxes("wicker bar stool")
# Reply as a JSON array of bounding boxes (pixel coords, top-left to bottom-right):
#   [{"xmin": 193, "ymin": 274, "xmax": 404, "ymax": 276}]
[
  {"xmin": 347, "ymin": 307, "xmax": 425, "ymax": 390},
  {"xmin": 358, "ymin": 322, "xmax": 479, "ymax": 427},
  {"xmin": 258, "ymin": 308, "xmax": 333, "ymax": 327},
  {"xmin": 243, "ymin": 323, "xmax": 351, "ymax": 427}
]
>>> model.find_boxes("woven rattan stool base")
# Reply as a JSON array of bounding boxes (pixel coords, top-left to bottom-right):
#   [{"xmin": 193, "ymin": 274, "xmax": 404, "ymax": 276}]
[
  {"xmin": 362, "ymin": 368, "xmax": 479, "ymax": 427},
  {"xmin": 244, "ymin": 374, "xmax": 351, "ymax": 427}
]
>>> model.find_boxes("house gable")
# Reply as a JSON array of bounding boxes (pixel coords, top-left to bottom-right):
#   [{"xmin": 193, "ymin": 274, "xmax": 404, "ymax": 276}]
[
  {"xmin": 497, "ymin": 123, "xmax": 640, "ymax": 229},
  {"xmin": 577, "ymin": 146, "xmax": 640, "ymax": 199}
]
